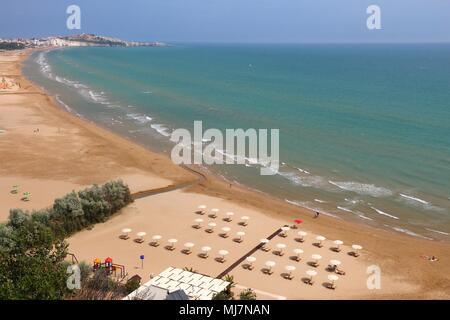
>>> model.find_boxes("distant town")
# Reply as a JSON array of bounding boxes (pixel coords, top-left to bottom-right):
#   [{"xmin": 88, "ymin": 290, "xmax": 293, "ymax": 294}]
[{"xmin": 0, "ymin": 34, "xmax": 167, "ymax": 50}]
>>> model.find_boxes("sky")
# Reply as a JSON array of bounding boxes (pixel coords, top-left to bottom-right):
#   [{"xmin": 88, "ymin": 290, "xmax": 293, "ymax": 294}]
[{"xmin": 1, "ymin": 0, "xmax": 449, "ymax": 43}]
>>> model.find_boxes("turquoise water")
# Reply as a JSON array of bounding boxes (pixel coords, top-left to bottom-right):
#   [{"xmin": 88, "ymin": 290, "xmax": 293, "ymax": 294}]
[{"xmin": 24, "ymin": 44, "xmax": 450, "ymax": 240}]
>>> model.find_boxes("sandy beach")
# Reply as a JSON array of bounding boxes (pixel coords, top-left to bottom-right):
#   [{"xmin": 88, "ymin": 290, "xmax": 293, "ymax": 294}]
[{"xmin": 1, "ymin": 49, "xmax": 449, "ymax": 299}]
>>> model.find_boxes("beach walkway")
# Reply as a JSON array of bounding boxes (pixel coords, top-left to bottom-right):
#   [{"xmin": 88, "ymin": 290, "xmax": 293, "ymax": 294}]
[{"xmin": 216, "ymin": 226, "xmax": 284, "ymax": 279}]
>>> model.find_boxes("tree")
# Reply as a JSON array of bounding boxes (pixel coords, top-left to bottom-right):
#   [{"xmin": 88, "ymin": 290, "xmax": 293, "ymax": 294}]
[
  {"xmin": 239, "ymin": 288, "xmax": 257, "ymax": 300},
  {"xmin": 0, "ymin": 211, "xmax": 69, "ymax": 299}
]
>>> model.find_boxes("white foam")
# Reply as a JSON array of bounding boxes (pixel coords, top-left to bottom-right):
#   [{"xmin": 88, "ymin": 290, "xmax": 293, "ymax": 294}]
[
  {"xmin": 400, "ymin": 194, "xmax": 429, "ymax": 205},
  {"xmin": 314, "ymin": 199, "xmax": 327, "ymax": 203},
  {"xmin": 385, "ymin": 225, "xmax": 433, "ymax": 240},
  {"xmin": 150, "ymin": 124, "xmax": 171, "ymax": 137},
  {"xmin": 285, "ymin": 199, "xmax": 340, "ymax": 219},
  {"xmin": 425, "ymin": 228, "xmax": 449, "ymax": 236},
  {"xmin": 126, "ymin": 113, "xmax": 152, "ymax": 124},
  {"xmin": 370, "ymin": 206, "xmax": 399, "ymax": 220},
  {"xmin": 329, "ymin": 181, "xmax": 393, "ymax": 197},
  {"xmin": 337, "ymin": 206, "xmax": 354, "ymax": 213},
  {"xmin": 357, "ymin": 214, "xmax": 373, "ymax": 221}
]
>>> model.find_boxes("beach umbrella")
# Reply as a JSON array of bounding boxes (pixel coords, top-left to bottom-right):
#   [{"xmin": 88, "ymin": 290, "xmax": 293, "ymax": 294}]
[
  {"xmin": 276, "ymin": 243, "xmax": 287, "ymax": 250},
  {"xmin": 316, "ymin": 235, "xmax": 326, "ymax": 246},
  {"xmin": 293, "ymin": 248, "xmax": 303, "ymax": 260},
  {"xmin": 137, "ymin": 232, "xmax": 146, "ymax": 240},
  {"xmin": 221, "ymin": 227, "xmax": 231, "ymax": 235},
  {"xmin": 225, "ymin": 212, "xmax": 235, "ymax": 219},
  {"xmin": 151, "ymin": 235, "xmax": 162, "ymax": 245},
  {"xmin": 168, "ymin": 238, "xmax": 178, "ymax": 249},
  {"xmin": 265, "ymin": 261, "xmax": 276, "ymax": 273},
  {"xmin": 333, "ymin": 240, "xmax": 343, "ymax": 250},
  {"xmin": 236, "ymin": 231, "xmax": 246, "ymax": 240},
  {"xmin": 201, "ymin": 246, "xmax": 212, "ymax": 253},
  {"xmin": 312, "ymin": 254, "xmax": 322, "ymax": 262},
  {"xmin": 328, "ymin": 274, "xmax": 339, "ymax": 287},
  {"xmin": 218, "ymin": 250, "xmax": 229, "ymax": 260},
  {"xmin": 280, "ymin": 226, "xmax": 290, "ymax": 237},
  {"xmin": 210, "ymin": 208, "xmax": 219, "ymax": 218},
  {"xmin": 121, "ymin": 228, "xmax": 132, "ymax": 236},
  {"xmin": 198, "ymin": 205, "xmax": 207, "ymax": 210},
  {"xmin": 240, "ymin": 216, "xmax": 250, "ymax": 226},
  {"xmin": 352, "ymin": 244, "xmax": 363, "ymax": 256},
  {"xmin": 285, "ymin": 265, "xmax": 296, "ymax": 276},
  {"xmin": 306, "ymin": 270, "xmax": 317, "ymax": 278},
  {"xmin": 194, "ymin": 218, "xmax": 204, "ymax": 228},
  {"xmin": 94, "ymin": 258, "xmax": 101, "ymax": 264},
  {"xmin": 105, "ymin": 257, "xmax": 113, "ymax": 263},
  {"xmin": 246, "ymin": 256, "xmax": 256, "ymax": 264},
  {"xmin": 294, "ymin": 219, "xmax": 303, "ymax": 225},
  {"xmin": 329, "ymin": 259, "xmax": 341, "ymax": 268},
  {"xmin": 207, "ymin": 222, "xmax": 217, "ymax": 229},
  {"xmin": 297, "ymin": 231, "xmax": 307, "ymax": 241},
  {"xmin": 260, "ymin": 238, "xmax": 269, "ymax": 244},
  {"xmin": 184, "ymin": 242, "xmax": 195, "ymax": 253}
]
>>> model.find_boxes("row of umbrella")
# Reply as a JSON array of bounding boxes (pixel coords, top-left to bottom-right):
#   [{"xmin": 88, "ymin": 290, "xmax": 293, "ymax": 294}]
[
  {"xmin": 244, "ymin": 256, "xmax": 340, "ymax": 286},
  {"xmin": 196, "ymin": 205, "xmax": 250, "ymax": 226}
]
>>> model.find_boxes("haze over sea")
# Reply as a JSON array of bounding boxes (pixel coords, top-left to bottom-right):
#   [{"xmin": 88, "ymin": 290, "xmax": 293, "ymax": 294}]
[{"xmin": 24, "ymin": 44, "xmax": 450, "ymax": 240}]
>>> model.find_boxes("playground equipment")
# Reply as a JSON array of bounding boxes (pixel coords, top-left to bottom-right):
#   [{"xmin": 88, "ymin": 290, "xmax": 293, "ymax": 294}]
[{"xmin": 93, "ymin": 257, "xmax": 126, "ymax": 280}]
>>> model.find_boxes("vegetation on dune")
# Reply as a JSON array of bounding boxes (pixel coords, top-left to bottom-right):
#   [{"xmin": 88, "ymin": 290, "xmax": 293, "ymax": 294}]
[
  {"xmin": 0, "ymin": 180, "xmax": 132, "ymax": 300},
  {"xmin": 0, "ymin": 42, "xmax": 26, "ymax": 50}
]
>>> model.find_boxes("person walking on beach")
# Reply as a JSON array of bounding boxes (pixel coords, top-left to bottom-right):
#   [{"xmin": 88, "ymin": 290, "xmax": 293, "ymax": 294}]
[{"xmin": 314, "ymin": 211, "xmax": 320, "ymax": 219}]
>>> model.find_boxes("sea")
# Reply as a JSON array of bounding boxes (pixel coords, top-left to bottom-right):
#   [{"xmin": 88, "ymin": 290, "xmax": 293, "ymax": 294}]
[{"xmin": 23, "ymin": 43, "xmax": 450, "ymax": 241}]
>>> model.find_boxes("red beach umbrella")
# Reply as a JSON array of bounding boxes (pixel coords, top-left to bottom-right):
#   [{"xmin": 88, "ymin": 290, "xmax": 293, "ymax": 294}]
[
  {"xmin": 294, "ymin": 219, "xmax": 303, "ymax": 225},
  {"xmin": 105, "ymin": 257, "xmax": 113, "ymax": 263}
]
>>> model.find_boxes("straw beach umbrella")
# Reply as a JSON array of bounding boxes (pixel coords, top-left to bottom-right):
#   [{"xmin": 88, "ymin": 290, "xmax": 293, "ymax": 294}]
[
  {"xmin": 196, "ymin": 205, "xmax": 207, "ymax": 215},
  {"xmin": 245, "ymin": 256, "xmax": 256, "ymax": 270},
  {"xmin": 224, "ymin": 212, "xmax": 234, "ymax": 222},
  {"xmin": 333, "ymin": 240, "xmax": 343, "ymax": 252},
  {"xmin": 264, "ymin": 261, "xmax": 276, "ymax": 274},
  {"xmin": 234, "ymin": 231, "xmax": 246, "ymax": 243},
  {"xmin": 329, "ymin": 259, "xmax": 341, "ymax": 272},
  {"xmin": 327, "ymin": 274, "xmax": 339, "ymax": 289},
  {"xmin": 276, "ymin": 243, "xmax": 287, "ymax": 256},
  {"xmin": 260, "ymin": 238, "xmax": 270, "ymax": 252},
  {"xmin": 305, "ymin": 270, "xmax": 317, "ymax": 285},
  {"xmin": 200, "ymin": 246, "xmax": 211, "ymax": 258},
  {"xmin": 210, "ymin": 208, "xmax": 219, "ymax": 218},
  {"xmin": 120, "ymin": 228, "xmax": 132, "ymax": 240},
  {"xmin": 284, "ymin": 265, "xmax": 296, "ymax": 280},
  {"xmin": 293, "ymin": 248, "xmax": 303, "ymax": 262},
  {"xmin": 135, "ymin": 232, "xmax": 146, "ymax": 243},
  {"xmin": 352, "ymin": 244, "xmax": 363, "ymax": 257},
  {"xmin": 311, "ymin": 254, "xmax": 322, "ymax": 267},
  {"xmin": 217, "ymin": 250, "xmax": 229, "ymax": 263},
  {"xmin": 183, "ymin": 242, "xmax": 195, "ymax": 254},
  {"xmin": 150, "ymin": 235, "xmax": 162, "ymax": 247},
  {"xmin": 206, "ymin": 222, "xmax": 217, "ymax": 233},
  {"xmin": 297, "ymin": 231, "xmax": 307, "ymax": 242},
  {"xmin": 315, "ymin": 235, "xmax": 326, "ymax": 248},
  {"xmin": 240, "ymin": 216, "xmax": 250, "ymax": 226},
  {"xmin": 193, "ymin": 218, "xmax": 204, "ymax": 229},
  {"xmin": 220, "ymin": 227, "xmax": 231, "ymax": 238},
  {"xmin": 279, "ymin": 226, "xmax": 290, "ymax": 238},
  {"xmin": 167, "ymin": 238, "xmax": 178, "ymax": 250}
]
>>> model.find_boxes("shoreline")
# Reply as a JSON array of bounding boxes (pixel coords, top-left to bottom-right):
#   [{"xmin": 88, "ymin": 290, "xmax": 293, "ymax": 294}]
[{"xmin": 2, "ymin": 48, "xmax": 450, "ymax": 299}]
